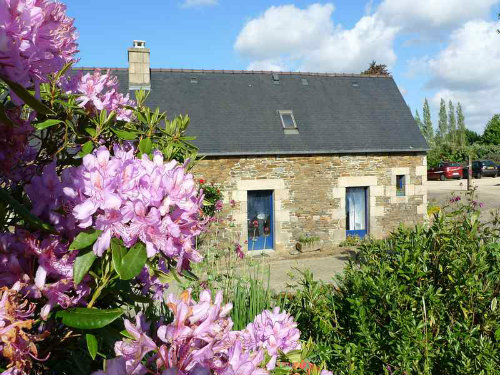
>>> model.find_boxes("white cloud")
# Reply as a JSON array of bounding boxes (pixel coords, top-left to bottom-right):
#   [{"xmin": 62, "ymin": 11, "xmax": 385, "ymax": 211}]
[
  {"xmin": 427, "ymin": 20, "xmax": 500, "ymax": 132},
  {"xmin": 376, "ymin": 0, "xmax": 498, "ymax": 33},
  {"xmin": 427, "ymin": 20, "xmax": 500, "ymax": 91},
  {"xmin": 430, "ymin": 87, "xmax": 500, "ymax": 133},
  {"xmin": 181, "ymin": 0, "xmax": 218, "ymax": 8},
  {"xmin": 234, "ymin": 3, "xmax": 398, "ymax": 73},
  {"xmin": 235, "ymin": 4, "xmax": 335, "ymax": 60},
  {"xmin": 247, "ymin": 59, "xmax": 287, "ymax": 71},
  {"xmin": 233, "ymin": 2, "xmax": 500, "ymax": 131}
]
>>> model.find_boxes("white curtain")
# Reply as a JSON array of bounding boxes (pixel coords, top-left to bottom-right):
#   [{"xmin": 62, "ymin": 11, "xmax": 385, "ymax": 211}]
[{"xmin": 347, "ymin": 188, "xmax": 366, "ymax": 230}]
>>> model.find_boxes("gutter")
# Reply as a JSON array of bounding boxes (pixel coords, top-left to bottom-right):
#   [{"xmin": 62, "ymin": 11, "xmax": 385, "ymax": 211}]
[{"xmin": 198, "ymin": 148, "xmax": 429, "ymax": 157}]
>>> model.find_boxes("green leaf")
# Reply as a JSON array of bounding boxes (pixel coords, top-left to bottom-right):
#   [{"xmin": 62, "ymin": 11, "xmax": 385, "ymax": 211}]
[
  {"xmin": 139, "ymin": 138, "xmax": 152, "ymax": 155},
  {"xmin": 55, "ymin": 61, "xmax": 73, "ymax": 82},
  {"xmin": 2, "ymin": 77, "xmax": 53, "ymax": 115},
  {"xmin": 78, "ymin": 141, "xmax": 94, "ymax": 157},
  {"xmin": 120, "ymin": 330, "xmax": 134, "ymax": 340},
  {"xmin": 34, "ymin": 119, "xmax": 62, "ymax": 130},
  {"xmin": 69, "ymin": 229, "xmax": 102, "ymax": 251},
  {"xmin": 0, "ymin": 187, "xmax": 54, "ymax": 233},
  {"xmin": 180, "ymin": 269, "xmax": 198, "ymax": 281},
  {"xmin": 495, "ymin": 329, "xmax": 500, "ymax": 341},
  {"xmin": 73, "ymin": 249, "xmax": 96, "ymax": 285},
  {"xmin": 85, "ymin": 127, "xmax": 96, "ymax": 137},
  {"xmin": 56, "ymin": 307, "xmax": 123, "ymax": 329},
  {"xmin": 115, "ymin": 242, "xmax": 147, "ymax": 280},
  {"xmin": 111, "ymin": 128, "xmax": 140, "ymax": 140},
  {"xmin": 111, "ymin": 238, "xmax": 127, "ymax": 274},
  {"xmin": 85, "ymin": 333, "xmax": 98, "ymax": 360}
]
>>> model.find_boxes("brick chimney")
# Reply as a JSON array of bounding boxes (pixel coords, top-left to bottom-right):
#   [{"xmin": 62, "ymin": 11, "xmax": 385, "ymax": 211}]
[{"xmin": 128, "ymin": 40, "xmax": 150, "ymax": 90}]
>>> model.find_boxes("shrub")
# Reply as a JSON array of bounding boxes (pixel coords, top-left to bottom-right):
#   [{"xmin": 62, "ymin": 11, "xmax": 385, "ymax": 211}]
[
  {"xmin": 0, "ymin": 1, "xmax": 332, "ymax": 374},
  {"xmin": 282, "ymin": 195, "xmax": 500, "ymax": 374}
]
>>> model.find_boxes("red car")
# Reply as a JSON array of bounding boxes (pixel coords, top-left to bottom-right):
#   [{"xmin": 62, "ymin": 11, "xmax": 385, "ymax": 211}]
[{"xmin": 427, "ymin": 162, "xmax": 463, "ymax": 181}]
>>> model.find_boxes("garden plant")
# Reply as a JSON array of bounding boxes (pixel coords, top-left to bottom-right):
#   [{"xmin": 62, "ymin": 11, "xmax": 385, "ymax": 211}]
[
  {"xmin": 0, "ymin": 1, "xmax": 332, "ymax": 374},
  {"xmin": 281, "ymin": 192, "xmax": 500, "ymax": 374}
]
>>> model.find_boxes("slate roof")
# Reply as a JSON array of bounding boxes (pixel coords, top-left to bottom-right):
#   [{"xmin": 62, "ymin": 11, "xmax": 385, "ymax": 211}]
[{"xmin": 75, "ymin": 68, "xmax": 428, "ymax": 156}]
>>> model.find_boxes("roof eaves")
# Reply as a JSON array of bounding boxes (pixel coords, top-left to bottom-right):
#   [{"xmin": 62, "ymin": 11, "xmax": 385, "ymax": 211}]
[{"xmin": 199, "ymin": 147, "xmax": 429, "ymax": 157}]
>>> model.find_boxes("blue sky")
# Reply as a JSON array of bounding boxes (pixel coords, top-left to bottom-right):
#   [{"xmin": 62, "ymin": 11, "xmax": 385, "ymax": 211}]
[{"xmin": 64, "ymin": 0, "xmax": 500, "ymax": 133}]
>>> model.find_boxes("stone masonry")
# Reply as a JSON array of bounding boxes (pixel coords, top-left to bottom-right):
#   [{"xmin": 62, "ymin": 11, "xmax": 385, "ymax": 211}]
[{"xmin": 194, "ymin": 153, "xmax": 427, "ymax": 255}]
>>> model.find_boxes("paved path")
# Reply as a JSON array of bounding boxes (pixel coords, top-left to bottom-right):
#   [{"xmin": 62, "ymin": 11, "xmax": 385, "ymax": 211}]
[{"xmin": 264, "ymin": 250, "xmax": 354, "ymax": 291}]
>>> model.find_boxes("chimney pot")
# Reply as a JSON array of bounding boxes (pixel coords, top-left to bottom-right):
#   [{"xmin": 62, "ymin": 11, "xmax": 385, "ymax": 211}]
[
  {"xmin": 128, "ymin": 40, "xmax": 150, "ymax": 90},
  {"xmin": 133, "ymin": 40, "xmax": 146, "ymax": 48}
]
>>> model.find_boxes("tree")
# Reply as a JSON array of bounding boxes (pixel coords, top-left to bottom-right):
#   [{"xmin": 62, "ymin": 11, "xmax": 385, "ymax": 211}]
[
  {"xmin": 465, "ymin": 129, "xmax": 481, "ymax": 144},
  {"xmin": 482, "ymin": 114, "xmax": 500, "ymax": 144},
  {"xmin": 361, "ymin": 60, "xmax": 390, "ymax": 75},
  {"xmin": 422, "ymin": 98, "xmax": 434, "ymax": 144},
  {"xmin": 456, "ymin": 102, "xmax": 466, "ymax": 146},
  {"xmin": 448, "ymin": 100, "xmax": 456, "ymax": 144},
  {"xmin": 436, "ymin": 99, "xmax": 448, "ymax": 143},
  {"xmin": 415, "ymin": 109, "xmax": 423, "ymax": 133}
]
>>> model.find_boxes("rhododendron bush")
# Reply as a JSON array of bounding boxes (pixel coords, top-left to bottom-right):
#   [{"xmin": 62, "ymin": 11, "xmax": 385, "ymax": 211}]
[{"xmin": 0, "ymin": 1, "xmax": 332, "ymax": 374}]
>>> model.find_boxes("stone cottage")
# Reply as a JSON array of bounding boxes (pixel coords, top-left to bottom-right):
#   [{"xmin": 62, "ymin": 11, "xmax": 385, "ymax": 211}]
[{"xmin": 89, "ymin": 41, "xmax": 429, "ymax": 255}]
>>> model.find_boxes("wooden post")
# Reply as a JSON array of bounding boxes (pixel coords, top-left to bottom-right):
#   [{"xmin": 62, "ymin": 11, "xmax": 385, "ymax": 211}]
[{"xmin": 467, "ymin": 155, "xmax": 472, "ymax": 191}]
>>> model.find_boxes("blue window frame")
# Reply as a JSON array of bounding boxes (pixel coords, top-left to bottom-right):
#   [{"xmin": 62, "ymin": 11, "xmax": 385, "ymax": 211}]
[
  {"xmin": 396, "ymin": 175, "xmax": 405, "ymax": 196},
  {"xmin": 247, "ymin": 190, "xmax": 274, "ymax": 250},
  {"xmin": 346, "ymin": 187, "xmax": 368, "ymax": 239}
]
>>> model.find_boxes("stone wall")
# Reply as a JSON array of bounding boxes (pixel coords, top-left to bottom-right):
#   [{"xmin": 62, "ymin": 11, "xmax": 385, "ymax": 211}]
[{"xmin": 194, "ymin": 153, "xmax": 427, "ymax": 255}]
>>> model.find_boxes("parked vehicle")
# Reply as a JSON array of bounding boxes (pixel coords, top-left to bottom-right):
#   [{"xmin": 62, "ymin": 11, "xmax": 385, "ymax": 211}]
[
  {"xmin": 463, "ymin": 160, "xmax": 498, "ymax": 179},
  {"xmin": 427, "ymin": 162, "xmax": 463, "ymax": 181}
]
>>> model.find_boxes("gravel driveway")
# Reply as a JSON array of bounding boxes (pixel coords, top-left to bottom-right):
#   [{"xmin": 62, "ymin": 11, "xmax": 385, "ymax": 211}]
[{"xmin": 427, "ymin": 176, "xmax": 500, "ymax": 220}]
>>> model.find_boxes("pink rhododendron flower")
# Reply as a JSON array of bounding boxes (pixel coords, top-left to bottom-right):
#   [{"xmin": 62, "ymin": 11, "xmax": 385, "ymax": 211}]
[
  {"xmin": 114, "ymin": 313, "xmax": 156, "ymax": 374},
  {"xmin": 25, "ymin": 161, "xmax": 78, "ymax": 235},
  {"xmin": 0, "ymin": 0, "xmax": 78, "ymax": 102},
  {"xmin": 96, "ymin": 290, "xmax": 270, "ymax": 375},
  {"xmin": 240, "ymin": 307, "xmax": 301, "ymax": 370},
  {"xmin": 0, "ymin": 109, "xmax": 36, "ymax": 184},
  {"xmin": 61, "ymin": 69, "xmax": 135, "ymax": 121},
  {"xmin": 0, "ymin": 229, "xmax": 91, "ymax": 320},
  {"xmin": 64, "ymin": 144, "xmax": 206, "ymax": 273}
]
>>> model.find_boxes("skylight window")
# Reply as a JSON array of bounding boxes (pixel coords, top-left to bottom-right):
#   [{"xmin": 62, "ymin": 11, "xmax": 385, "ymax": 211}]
[{"xmin": 278, "ymin": 110, "xmax": 298, "ymax": 129}]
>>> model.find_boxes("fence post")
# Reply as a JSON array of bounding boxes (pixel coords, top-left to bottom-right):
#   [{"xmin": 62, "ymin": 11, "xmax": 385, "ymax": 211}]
[{"xmin": 467, "ymin": 155, "xmax": 472, "ymax": 191}]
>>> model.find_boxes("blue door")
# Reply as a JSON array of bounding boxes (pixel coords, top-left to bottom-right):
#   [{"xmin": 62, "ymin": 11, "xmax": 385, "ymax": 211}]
[
  {"xmin": 247, "ymin": 190, "xmax": 274, "ymax": 250},
  {"xmin": 346, "ymin": 187, "xmax": 368, "ymax": 238}
]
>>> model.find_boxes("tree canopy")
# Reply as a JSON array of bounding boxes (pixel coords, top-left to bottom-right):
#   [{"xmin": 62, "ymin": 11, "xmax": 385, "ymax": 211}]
[
  {"xmin": 482, "ymin": 114, "xmax": 500, "ymax": 145},
  {"xmin": 361, "ymin": 60, "xmax": 390, "ymax": 75}
]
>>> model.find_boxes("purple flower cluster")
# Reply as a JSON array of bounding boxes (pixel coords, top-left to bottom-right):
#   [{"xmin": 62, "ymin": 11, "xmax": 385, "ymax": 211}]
[
  {"xmin": 0, "ymin": 108, "xmax": 36, "ymax": 183},
  {"xmin": 93, "ymin": 289, "xmax": 323, "ymax": 375},
  {"xmin": 0, "ymin": 229, "xmax": 90, "ymax": 320},
  {"xmin": 63, "ymin": 144, "xmax": 206, "ymax": 272},
  {"xmin": 234, "ymin": 243, "xmax": 244, "ymax": 259},
  {"xmin": 62, "ymin": 69, "xmax": 135, "ymax": 121},
  {"xmin": 472, "ymin": 200, "xmax": 484, "ymax": 209},
  {"xmin": 0, "ymin": 0, "xmax": 78, "ymax": 101},
  {"xmin": 240, "ymin": 307, "xmax": 301, "ymax": 370},
  {"xmin": 94, "ymin": 289, "xmax": 271, "ymax": 375},
  {"xmin": 214, "ymin": 200, "xmax": 223, "ymax": 212},
  {"xmin": 25, "ymin": 161, "xmax": 78, "ymax": 236}
]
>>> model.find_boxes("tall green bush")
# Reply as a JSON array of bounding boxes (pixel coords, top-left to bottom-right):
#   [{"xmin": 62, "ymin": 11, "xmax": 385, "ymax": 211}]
[{"xmin": 282, "ymin": 195, "xmax": 500, "ymax": 374}]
